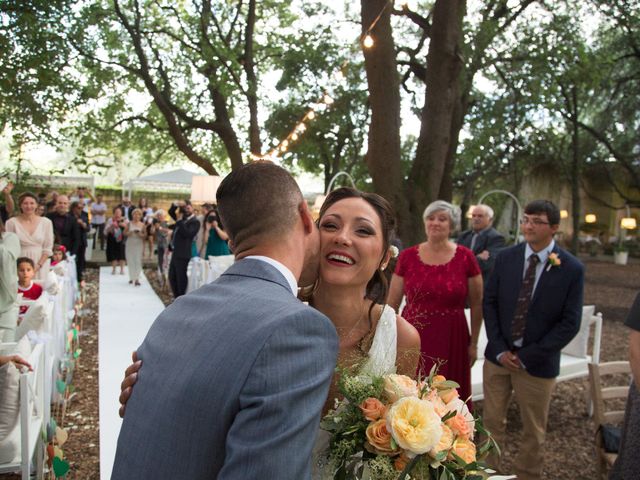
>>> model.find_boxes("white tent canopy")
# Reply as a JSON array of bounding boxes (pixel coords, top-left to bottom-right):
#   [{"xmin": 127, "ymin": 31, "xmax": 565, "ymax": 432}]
[{"xmin": 124, "ymin": 168, "xmax": 205, "ymax": 197}]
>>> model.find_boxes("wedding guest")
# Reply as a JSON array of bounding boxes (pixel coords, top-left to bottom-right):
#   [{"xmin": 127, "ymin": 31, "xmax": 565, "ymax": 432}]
[
  {"xmin": 69, "ymin": 186, "xmax": 93, "ymax": 212},
  {"xmin": 137, "ymin": 198, "xmax": 154, "ymax": 258},
  {"xmin": 90, "ymin": 193, "xmax": 108, "ymax": 250},
  {"xmin": 482, "ymin": 200, "xmax": 583, "ymax": 480},
  {"xmin": 0, "ymin": 353, "xmax": 32, "ymax": 370},
  {"xmin": 105, "ymin": 207, "xmax": 127, "ymax": 275},
  {"xmin": 388, "ymin": 200, "xmax": 483, "ymax": 403},
  {"xmin": 457, "ymin": 204, "xmax": 505, "ymax": 284},
  {"xmin": 50, "ymin": 244, "xmax": 67, "ymax": 267},
  {"xmin": 124, "ymin": 208, "xmax": 146, "ymax": 286},
  {"xmin": 6, "ymin": 192, "xmax": 54, "ymax": 281},
  {"xmin": 151, "ymin": 209, "xmax": 170, "ymax": 275},
  {"xmin": 0, "ymin": 180, "xmax": 15, "ymax": 223},
  {"xmin": 17, "ymin": 257, "xmax": 43, "ymax": 318},
  {"xmin": 610, "ymin": 292, "xmax": 640, "ymax": 479},
  {"xmin": 71, "ymin": 200, "xmax": 90, "ymax": 285},
  {"xmin": 201, "ymin": 206, "xmax": 230, "ymax": 257},
  {"xmin": 46, "ymin": 194, "xmax": 81, "ymax": 257},
  {"xmin": 195, "ymin": 203, "xmax": 213, "ymax": 258},
  {"xmin": 0, "ymin": 217, "xmax": 20, "ymax": 342},
  {"xmin": 117, "ymin": 196, "xmax": 134, "ymax": 220},
  {"xmin": 45, "ymin": 191, "xmax": 59, "ymax": 214},
  {"xmin": 167, "ymin": 200, "xmax": 200, "ymax": 298}
]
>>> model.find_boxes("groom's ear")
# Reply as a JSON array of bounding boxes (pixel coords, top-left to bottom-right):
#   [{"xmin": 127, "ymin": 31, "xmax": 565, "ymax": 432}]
[{"xmin": 298, "ymin": 201, "xmax": 315, "ymax": 235}]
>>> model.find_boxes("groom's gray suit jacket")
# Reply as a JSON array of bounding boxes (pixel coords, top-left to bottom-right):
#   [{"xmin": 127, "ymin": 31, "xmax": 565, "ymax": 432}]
[{"xmin": 111, "ymin": 258, "xmax": 338, "ymax": 479}]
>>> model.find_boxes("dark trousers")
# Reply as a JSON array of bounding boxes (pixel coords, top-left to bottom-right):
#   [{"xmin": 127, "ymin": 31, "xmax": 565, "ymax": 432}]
[
  {"xmin": 169, "ymin": 257, "xmax": 190, "ymax": 298},
  {"xmin": 157, "ymin": 246, "xmax": 166, "ymax": 274},
  {"xmin": 76, "ymin": 246, "xmax": 86, "ymax": 282},
  {"xmin": 92, "ymin": 223, "xmax": 105, "ymax": 249}
]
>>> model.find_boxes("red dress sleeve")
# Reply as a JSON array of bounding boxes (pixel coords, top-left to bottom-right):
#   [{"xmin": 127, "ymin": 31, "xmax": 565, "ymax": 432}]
[{"xmin": 394, "ymin": 245, "xmax": 416, "ymax": 277}]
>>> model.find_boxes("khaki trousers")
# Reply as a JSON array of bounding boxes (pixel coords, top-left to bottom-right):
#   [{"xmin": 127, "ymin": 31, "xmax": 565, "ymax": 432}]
[{"xmin": 483, "ymin": 360, "xmax": 556, "ymax": 480}]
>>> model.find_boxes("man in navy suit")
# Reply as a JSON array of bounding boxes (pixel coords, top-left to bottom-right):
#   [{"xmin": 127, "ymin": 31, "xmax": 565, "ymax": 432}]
[
  {"xmin": 482, "ymin": 200, "xmax": 584, "ymax": 480},
  {"xmin": 457, "ymin": 204, "xmax": 505, "ymax": 283}
]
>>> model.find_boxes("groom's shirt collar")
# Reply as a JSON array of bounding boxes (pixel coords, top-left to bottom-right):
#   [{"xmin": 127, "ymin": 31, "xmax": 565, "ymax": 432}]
[{"xmin": 245, "ymin": 255, "xmax": 298, "ymax": 296}]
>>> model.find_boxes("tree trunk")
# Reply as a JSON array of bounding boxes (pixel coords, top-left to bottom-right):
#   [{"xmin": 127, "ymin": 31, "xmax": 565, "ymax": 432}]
[
  {"xmin": 244, "ymin": 0, "xmax": 262, "ymax": 156},
  {"xmin": 406, "ymin": 0, "xmax": 465, "ymax": 245},
  {"xmin": 360, "ymin": 0, "xmax": 410, "ymax": 239},
  {"xmin": 570, "ymin": 86, "xmax": 581, "ymax": 255}
]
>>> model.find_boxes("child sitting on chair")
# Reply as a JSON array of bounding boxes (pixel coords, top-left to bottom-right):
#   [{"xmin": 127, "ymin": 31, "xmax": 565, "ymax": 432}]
[
  {"xmin": 50, "ymin": 244, "xmax": 67, "ymax": 266},
  {"xmin": 17, "ymin": 257, "xmax": 43, "ymax": 318}
]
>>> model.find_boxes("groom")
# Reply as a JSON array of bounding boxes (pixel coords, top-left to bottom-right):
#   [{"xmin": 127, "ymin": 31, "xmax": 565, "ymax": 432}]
[{"xmin": 111, "ymin": 161, "xmax": 339, "ymax": 479}]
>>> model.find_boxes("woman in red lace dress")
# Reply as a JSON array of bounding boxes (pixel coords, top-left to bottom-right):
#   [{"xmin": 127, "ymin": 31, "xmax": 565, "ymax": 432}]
[{"xmin": 388, "ymin": 200, "xmax": 483, "ymax": 402}]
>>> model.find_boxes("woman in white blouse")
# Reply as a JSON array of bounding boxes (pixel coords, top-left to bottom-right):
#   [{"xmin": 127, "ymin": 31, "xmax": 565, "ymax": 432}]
[{"xmin": 5, "ymin": 192, "xmax": 54, "ymax": 281}]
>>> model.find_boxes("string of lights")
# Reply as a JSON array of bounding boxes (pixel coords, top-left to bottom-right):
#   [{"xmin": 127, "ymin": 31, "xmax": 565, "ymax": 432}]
[{"xmin": 252, "ymin": 0, "xmax": 403, "ymax": 162}]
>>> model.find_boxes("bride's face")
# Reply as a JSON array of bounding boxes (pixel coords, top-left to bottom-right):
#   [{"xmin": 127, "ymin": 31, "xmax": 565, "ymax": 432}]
[{"xmin": 318, "ymin": 197, "xmax": 385, "ymax": 289}]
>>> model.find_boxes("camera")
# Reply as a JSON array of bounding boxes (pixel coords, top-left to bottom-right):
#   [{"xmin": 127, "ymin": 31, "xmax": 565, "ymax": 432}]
[{"xmin": 206, "ymin": 214, "xmax": 217, "ymax": 224}]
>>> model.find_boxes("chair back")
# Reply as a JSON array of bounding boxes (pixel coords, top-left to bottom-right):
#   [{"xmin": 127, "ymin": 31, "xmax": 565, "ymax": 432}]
[{"xmin": 588, "ymin": 361, "xmax": 631, "ymax": 428}]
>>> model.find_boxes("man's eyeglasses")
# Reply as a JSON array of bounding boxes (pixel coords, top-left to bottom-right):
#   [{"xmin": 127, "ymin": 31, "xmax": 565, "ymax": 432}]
[{"xmin": 520, "ymin": 216, "xmax": 550, "ymax": 226}]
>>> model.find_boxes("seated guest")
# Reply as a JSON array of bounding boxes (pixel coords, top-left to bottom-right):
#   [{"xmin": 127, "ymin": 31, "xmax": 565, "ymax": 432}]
[
  {"xmin": 17, "ymin": 257, "xmax": 43, "ymax": 318},
  {"xmin": 610, "ymin": 292, "xmax": 640, "ymax": 479},
  {"xmin": 457, "ymin": 204, "xmax": 505, "ymax": 284}
]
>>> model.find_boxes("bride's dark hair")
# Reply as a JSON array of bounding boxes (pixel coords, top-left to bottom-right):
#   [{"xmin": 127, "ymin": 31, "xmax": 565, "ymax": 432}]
[{"xmin": 317, "ymin": 187, "xmax": 396, "ymax": 311}]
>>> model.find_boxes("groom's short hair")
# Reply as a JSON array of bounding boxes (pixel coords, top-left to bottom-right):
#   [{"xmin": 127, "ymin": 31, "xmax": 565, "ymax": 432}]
[{"xmin": 216, "ymin": 161, "xmax": 302, "ymax": 248}]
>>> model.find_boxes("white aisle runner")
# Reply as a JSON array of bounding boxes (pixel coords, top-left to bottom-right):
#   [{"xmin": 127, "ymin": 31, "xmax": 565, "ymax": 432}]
[{"xmin": 98, "ymin": 267, "xmax": 165, "ymax": 480}]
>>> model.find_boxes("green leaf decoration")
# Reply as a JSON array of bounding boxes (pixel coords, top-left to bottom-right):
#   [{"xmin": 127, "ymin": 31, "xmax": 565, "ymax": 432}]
[
  {"xmin": 72, "ymin": 328, "xmax": 78, "ymax": 340},
  {"xmin": 53, "ymin": 456, "xmax": 70, "ymax": 477},
  {"xmin": 56, "ymin": 379, "xmax": 66, "ymax": 394},
  {"xmin": 74, "ymin": 349, "xmax": 82, "ymax": 358}
]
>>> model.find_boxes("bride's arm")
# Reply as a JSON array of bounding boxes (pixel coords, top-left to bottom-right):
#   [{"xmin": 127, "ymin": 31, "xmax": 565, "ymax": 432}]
[{"xmin": 395, "ymin": 315, "xmax": 421, "ymax": 376}]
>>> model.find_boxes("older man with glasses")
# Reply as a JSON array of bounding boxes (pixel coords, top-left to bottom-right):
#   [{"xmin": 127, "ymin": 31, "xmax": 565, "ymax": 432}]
[{"xmin": 482, "ymin": 199, "xmax": 584, "ymax": 480}]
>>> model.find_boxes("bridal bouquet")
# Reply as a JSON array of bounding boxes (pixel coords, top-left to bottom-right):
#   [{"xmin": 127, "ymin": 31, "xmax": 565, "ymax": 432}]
[{"xmin": 319, "ymin": 367, "xmax": 497, "ymax": 480}]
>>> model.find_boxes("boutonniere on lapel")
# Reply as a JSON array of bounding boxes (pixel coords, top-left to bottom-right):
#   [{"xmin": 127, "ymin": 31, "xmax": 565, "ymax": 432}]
[{"xmin": 546, "ymin": 252, "xmax": 561, "ymax": 271}]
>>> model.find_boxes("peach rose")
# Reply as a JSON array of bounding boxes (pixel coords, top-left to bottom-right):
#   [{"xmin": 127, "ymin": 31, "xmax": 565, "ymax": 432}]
[
  {"xmin": 445, "ymin": 398, "xmax": 475, "ymax": 440},
  {"xmin": 448, "ymin": 437, "xmax": 476, "ymax": 464},
  {"xmin": 424, "ymin": 389, "xmax": 448, "ymax": 417},
  {"xmin": 365, "ymin": 419, "xmax": 398, "ymax": 455},
  {"xmin": 432, "ymin": 375, "xmax": 460, "ymax": 404},
  {"xmin": 359, "ymin": 397, "xmax": 387, "ymax": 421},
  {"xmin": 445, "ymin": 412, "xmax": 472, "ymax": 440},
  {"xmin": 384, "ymin": 374, "xmax": 419, "ymax": 403},
  {"xmin": 429, "ymin": 424, "xmax": 454, "ymax": 459}
]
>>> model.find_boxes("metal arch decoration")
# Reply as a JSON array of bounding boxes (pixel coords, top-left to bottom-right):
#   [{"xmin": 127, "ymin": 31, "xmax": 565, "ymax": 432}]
[{"xmin": 477, "ymin": 189, "xmax": 523, "ymax": 244}]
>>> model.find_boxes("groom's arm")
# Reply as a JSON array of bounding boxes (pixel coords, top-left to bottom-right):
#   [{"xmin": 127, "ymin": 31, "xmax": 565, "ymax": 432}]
[{"xmin": 218, "ymin": 309, "xmax": 338, "ymax": 480}]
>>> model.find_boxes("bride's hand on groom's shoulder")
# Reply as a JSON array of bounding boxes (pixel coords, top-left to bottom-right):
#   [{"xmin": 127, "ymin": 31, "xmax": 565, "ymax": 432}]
[{"xmin": 118, "ymin": 351, "xmax": 142, "ymax": 418}]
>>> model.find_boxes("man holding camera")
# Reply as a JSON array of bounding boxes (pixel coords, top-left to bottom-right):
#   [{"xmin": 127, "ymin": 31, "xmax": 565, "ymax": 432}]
[{"xmin": 168, "ymin": 200, "xmax": 200, "ymax": 298}]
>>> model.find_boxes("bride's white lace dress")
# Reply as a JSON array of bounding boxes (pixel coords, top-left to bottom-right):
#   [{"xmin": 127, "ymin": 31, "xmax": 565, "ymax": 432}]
[{"xmin": 312, "ymin": 304, "xmax": 398, "ymax": 479}]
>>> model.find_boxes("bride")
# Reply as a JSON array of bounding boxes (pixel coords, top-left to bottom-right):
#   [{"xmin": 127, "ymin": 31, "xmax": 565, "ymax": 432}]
[{"xmin": 118, "ymin": 187, "xmax": 420, "ymax": 472}]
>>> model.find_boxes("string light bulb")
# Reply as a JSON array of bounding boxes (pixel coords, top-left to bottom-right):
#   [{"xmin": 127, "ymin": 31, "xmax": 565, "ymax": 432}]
[
  {"xmin": 323, "ymin": 94, "xmax": 334, "ymax": 105},
  {"xmin": 363, "ymin": 34, "xmax": 374, "ymax": 48},
  {"xmin": 291, "ymin": 133, "xmax": 299, "ymax": 141},
  {"xmin": 307, "ymin": 110, "xmax": 316, "ymax": 120}
]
